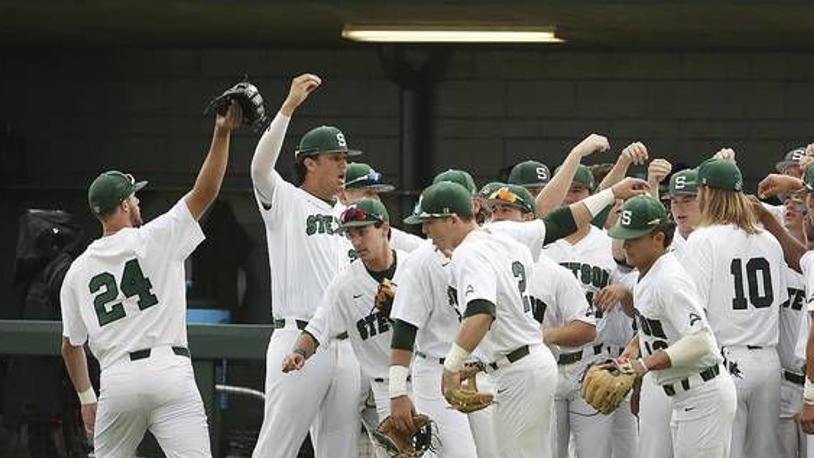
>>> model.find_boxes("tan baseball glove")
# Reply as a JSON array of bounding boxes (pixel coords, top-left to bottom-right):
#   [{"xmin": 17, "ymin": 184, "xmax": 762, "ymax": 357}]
[
  {"xmin": 581, "ymin": 359, "xmax": 638, "ymax": 415},
  {"xmin": 444, "ymin": 365, "xmax": 494, "ymax": 413}
]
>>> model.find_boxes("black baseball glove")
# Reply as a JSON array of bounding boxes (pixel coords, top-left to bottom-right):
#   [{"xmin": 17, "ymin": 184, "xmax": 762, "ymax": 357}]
[{"xmin": 204, "ymin": 77, "xmax": 269, "ymax": 132}]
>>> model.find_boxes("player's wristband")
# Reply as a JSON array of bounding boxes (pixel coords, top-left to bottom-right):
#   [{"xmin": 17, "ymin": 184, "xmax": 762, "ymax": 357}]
[
  {"xmin": 77, "ymin": 387, "xmax": 97, "ymax": 405},
  {"xmin": 804, "ymin": 377, "xmax": 814, "ymax": 405},
  {"xmin": 582, "ymin": 188, "xmax": 614, "ymax": 218},
  {"xmin": 389, "ymin": 365, "xmax": 410, "ymax": 399},
  {"xmin": 636, "ymin": 358, "xmax": 650, "ymax": 374},
  {"xmin": 443, "ymin": 343, "xmax": 470, "ymax": 373}
]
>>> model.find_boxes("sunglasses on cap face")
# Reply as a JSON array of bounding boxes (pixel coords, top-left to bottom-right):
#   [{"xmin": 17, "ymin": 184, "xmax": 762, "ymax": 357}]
[
  {"xmin": 490, "ymin": 188, "xmax": 521, "ymax": 204},
  {"xmin": 340, "ymin": 207, "xmax": 383, "ymax": 225}
]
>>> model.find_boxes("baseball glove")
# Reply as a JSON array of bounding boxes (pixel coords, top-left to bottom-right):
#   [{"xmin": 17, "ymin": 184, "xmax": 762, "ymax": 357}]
[
  {"xmin": 581, "ymin": 358, "xmax": 638, "ymax": 415},
  {"xmin": 374, "ymin": 279, "xmax": 397, "ymax": 318},
  {"xmin": 374, "ymin": 413, "xmax": 436, "ymax": 457},
  {"xmin": 204, "ymin": 77, "xmax": 269, "ymax": 132},
  {"xmin": 444, "ymin": 367, "xmax": 494, "ymax": 413}
]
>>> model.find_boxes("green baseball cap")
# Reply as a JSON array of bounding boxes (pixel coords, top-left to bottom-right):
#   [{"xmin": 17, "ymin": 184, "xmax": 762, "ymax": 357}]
[
  {"xmin": 508, "ymin": 160, "xmax": 551, "ymax": 189},
  {"xmin": 804, "ymin": 166, "xmax": 814, "ymax": 192},
  {"xmin": 608, "ymin": 196, "xmax": 669, "ymax": 240},
  {"xmin": 344, "ymin": 163, "xmax": 395, "ymax": 192},
  {"xmin": 404, "ymin": 181, "xmax": 473, "ymax": 225},
  {"xmin": 338, "ymin": 198, "xmax": 389, "ymax": 230},
  {"xmin": 295, "ymin": 125, "xmax": 362, "ymax": 159},
  {"xmin": 478, "ymin": 181, "xmax": 506, "ymax": 199},
  {"xmin": 432, "ymin": 169, "xmax": 477, "ymax": 196},
  {"xmin": 554, "ymin": 164, "xmax": 595, "ymax": 191},
  {"xmin": 487, "ymin": 184, "xmax": 536, "ymax": 214},
  {"xmin": 697, "ymin": 158, "xmax": 743, "ymax": 192},
  {"xmin": 776, "ymin": 148, "xmax": 805, "ymax": 173},
  {"xmin": 88, "ymin": 171, "xmax": 148, "ymax": 216},
  {"xmin": 668, "ymin": 169, "xmax": 698, "ymax": 197}
]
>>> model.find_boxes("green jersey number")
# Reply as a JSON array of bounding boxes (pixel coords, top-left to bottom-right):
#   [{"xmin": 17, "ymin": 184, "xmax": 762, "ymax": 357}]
[{"xmin": 89, "ymin": 258, "xmax": 159, "ymax": 327}]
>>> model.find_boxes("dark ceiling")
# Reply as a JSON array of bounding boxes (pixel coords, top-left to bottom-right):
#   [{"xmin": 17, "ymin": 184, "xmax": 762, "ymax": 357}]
[{"xmin": 2, "ymin": 1, "xmax": 814, "ymax": 49}]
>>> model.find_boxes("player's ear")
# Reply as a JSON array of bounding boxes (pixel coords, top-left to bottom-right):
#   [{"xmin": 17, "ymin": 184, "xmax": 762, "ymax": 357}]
[{"xmin": 303, "ymin": 155, "xmax": 318, "ymax": 172}]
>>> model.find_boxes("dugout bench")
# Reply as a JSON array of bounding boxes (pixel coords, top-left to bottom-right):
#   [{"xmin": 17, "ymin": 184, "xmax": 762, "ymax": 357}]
[{"xmin": 0, "ymin": 320, "xmax": 272, "ymax": 457}]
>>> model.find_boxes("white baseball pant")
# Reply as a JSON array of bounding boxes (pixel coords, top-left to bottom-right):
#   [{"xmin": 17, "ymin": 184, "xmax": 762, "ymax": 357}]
[
  {"xmin": 94, "ymin": 346, "xmax": 211, "ymax": 458},
  {"xmin": 669, "ymin": 369, "xmax": 737, "ymax": 458},
  {"xmin": 492, "ymin": 344, "xmax": 557, "ymax": 458},
  {"xmin": 252, "ymin": 322, "xmax": 361, "ymax": 458},
  {"xmin": 779, "ymin": 371, "xmax": 807, "ymax": 458},
  {"xmin": 411, "ymin": 354, "xmax": 486, "ymax": 457},
  {"xmin": 724, "ymin": 346, "xmax": 782, "ymax": 458},
  {"xmin": 638, "ymin": 372, "xmax": 673, "ymax": 458}
]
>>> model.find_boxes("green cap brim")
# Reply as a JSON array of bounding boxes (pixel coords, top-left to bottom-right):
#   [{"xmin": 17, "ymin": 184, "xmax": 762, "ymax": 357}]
[
  {"xmin": 403, "ymin": 212, "xmax": 453, "ymax": 225},
  {"xmin": 133, "ymin": 181, "xmax": 148, "ymax": 193},
  {"xmin": 338, "ymin": 220, "xmax": 378, "ymax": 231},
  {"xmin": 607, "ymin": 224, "xmax": 658, "ymax": 240},
  {"xmin": 298, "ymin": 148, "xmax": 363, "ymax": 158},
  {"xmin": 486, "ymin": 199, "xmax": 528, "ymax": 212},
  {"xmin": 669, "ymin": 189, "xmax": 696, "ymax": 197}
]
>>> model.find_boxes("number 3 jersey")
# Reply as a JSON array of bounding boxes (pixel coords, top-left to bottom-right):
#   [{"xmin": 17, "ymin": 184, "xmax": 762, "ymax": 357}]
[
  {"xmin": 60, "ymin": 200, "xmax": 205, "ymax": 369},
  {"xmin": 681, "ymin": 225, "xmax": 788, "ymax": 348},
  {"xmin": 633, "ymin": 252, "xmax": 722, "ymax": 386},
  {"xmin": 448, "ymin": 228, "xmax": 543, "ymax": 363}
]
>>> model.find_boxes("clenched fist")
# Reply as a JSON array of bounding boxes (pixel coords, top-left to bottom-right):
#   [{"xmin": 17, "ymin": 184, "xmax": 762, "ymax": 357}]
[{"xmin": 281, "ymin": 73, "xmax": 322, "ymax": 116}]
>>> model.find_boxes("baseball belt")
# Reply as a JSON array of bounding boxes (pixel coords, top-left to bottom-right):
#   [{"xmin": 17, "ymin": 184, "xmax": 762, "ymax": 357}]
[
  {"xmin": 557, "ymin": 343, "xmax": 604, "ymax": 365},
  {"xmin": 273, "ymin": 318, "xmax": 348, "ymax": 339},
  {"xmin": 784, "ymin": 370, "xmax": 805, "ymax": 386},
  {"xmin": 662, "ymin": 364, "xmax": 720, "ymax": 396},
  {"xmin": 130, "ymin": 346, "xmax": 190, "ymax": 361},
  {"xmin": 485, "ymin": 345, "xmax": 530, "ymax": 373}
]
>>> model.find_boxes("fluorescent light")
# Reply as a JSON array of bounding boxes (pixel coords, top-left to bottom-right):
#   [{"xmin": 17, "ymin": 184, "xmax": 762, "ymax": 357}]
[{"xmin": 342, "ymin": 26, "xmax": 563, "ymax": 43}]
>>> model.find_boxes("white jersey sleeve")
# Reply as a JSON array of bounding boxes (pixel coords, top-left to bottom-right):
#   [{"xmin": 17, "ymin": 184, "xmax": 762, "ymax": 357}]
[
  {"xmin": 453, "ymin": 247, "xmax": 497, "ymax": 308},
  {"xmin": 390, "ymin": 228, "xmax": 425, "ymax": 253},
  {"xmin": 140, "ymin": 199, "xmax": 206, "ymax": 261},
  {"xmin": 60, "ymin": 269, "xmax": 88, "ymax": 346},
  {"xmin": 801, "ymin": 251, "xmax": 814, "ymax": 312},
  {"xmin": 485, "ymin": 219, "xmax": 546, "ymax": 261},
  {"xmin": 250, "ymin": 112, "xmax": 290, "ymax": 206},
  {"xmin": 390, "ymin": 249, "xmax": 433, "ymax": 328},
  {"xmin": 305, "ymin": 276, "xmax": 347, "ymax": 346}
]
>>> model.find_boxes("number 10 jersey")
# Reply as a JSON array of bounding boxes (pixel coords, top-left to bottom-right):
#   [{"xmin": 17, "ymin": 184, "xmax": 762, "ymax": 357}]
[
  {"xmin": 60, "ymin": 200, "xmax": 205, "ymax": 370},
  {"xmin": 681, "ymin": 224, "xmax": 788, "ymax": 348}
]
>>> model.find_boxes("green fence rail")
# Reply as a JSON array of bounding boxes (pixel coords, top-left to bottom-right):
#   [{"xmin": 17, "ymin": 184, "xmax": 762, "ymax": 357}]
[{"xmin": 0, "ymin": 320, "xmax": 273, "ymax": 456}]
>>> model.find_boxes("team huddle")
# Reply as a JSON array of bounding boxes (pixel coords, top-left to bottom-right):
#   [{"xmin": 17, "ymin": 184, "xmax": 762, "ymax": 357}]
[{"xmin": 56, "ymin": 72, "xmax": 814, "ymax": 458}]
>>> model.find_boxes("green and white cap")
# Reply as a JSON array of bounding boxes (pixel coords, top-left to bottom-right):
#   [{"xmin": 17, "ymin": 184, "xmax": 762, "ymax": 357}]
[
  {"xmin": 338, "ymin": 198, "xmax": 389, "ymax": 230},
  {"xmin": 487, "ymin": 184, "xmax": 536, "ymax": 214},
  {"xmin": 508, "ymin": 160, "xmax": 550, "ymax": 189},
  {"xmin": 554, "ymin": 164, "xmax": 595, "ymax": 191},
  {"xmin": 433, "ymin": 169, "xmax": 477, "ymax": 196},
  {"xmin": 697, "ymin": 158, "xmax": 743, "ymax": 192},
  {"xmin": 88, "ymin": 171, "xmax": 147, "ymax": 216},
  {"xmin": 295, "ymin": 125, "xmax": 362, "ymax": 159},
  {"xmin": 344, "ymin": 163, "xmax": 395, "ymax": 192},
  {"xmin": 404, "ymin": 181, "xmax": 473, "ymax": 225},
  {"xmin": 608, "ymin": 195, "xmax": 669, "ymax": 240},
  {"xmin": 668, "ymin": 168, "xmax": 698, "ymax": 196},
  {"xmin": 776, "ymin": 147, "xmax": 805, "ymax": 173}
]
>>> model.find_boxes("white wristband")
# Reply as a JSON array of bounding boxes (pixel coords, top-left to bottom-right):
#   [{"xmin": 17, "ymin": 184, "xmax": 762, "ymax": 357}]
[
  {"xmin": 581, "ymin": 188, "xmax": 615, "ymax": 218},
  {"xmin": 443, "ymin": 343, "xmax": 470, "ymax": 373},
  {"xmin": 389, "ymin": 365, "xmax": 410, "ymax": 399},
  {"xmin": 77, "ymin": 387, "xmax": 97, "ymax": 405},
  {"xmin": 805, "ymin": 377, "xmax": 814, "ymax": 405},
  {"xmin": 637, "ymin": 358, "xmax": 650, "ymax": 374}
]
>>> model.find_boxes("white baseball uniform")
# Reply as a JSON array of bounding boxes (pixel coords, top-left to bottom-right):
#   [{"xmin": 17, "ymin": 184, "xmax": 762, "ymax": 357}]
[
  {"xmin": 682, "ymin": 224, "xmax": 788, "ymax": 458},
  {"xmin": 334, "ymin": 201, "xmax": 424, "ymax": 253},
  {"xmin": 306, "ymin": 251, "xmax": 407, "ymax": 420},
  {"xmin": 389, "ymin": 243, "xmax": 489, "ymax": 458},
  {"xmin": 252, "ymin": 113, "xmax": 361, "ymax": 458},
  {"xmin": 528, "ymin": 255, "xmax": 598, "ymax": 458},
  {"xmin": 634, "ymin": 252, "xmax": 736, "ymax": 458},
  {"xmin": 449, "ymin": 228, "xmax": 557, "ymax": 458},
  {"xmin": 779, "ymin": 267, "xmax": 807, "ymax": 458},
  {"xmin": 541, "ymin": 226, "xmax": 619, "ymax": 456},
  {"xmin": 60, "ymin": 200, "xmax": 211, "ymax": 457},
  {"xmin": 669, "ymin": 230, "xmax": 689, "ymax": 258}
]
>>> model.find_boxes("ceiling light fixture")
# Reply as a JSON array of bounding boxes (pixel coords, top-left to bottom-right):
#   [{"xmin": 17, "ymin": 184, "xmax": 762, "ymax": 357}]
[{"xmin": 342, "ymin": 25, "xmax": 563, "ymax": 43}]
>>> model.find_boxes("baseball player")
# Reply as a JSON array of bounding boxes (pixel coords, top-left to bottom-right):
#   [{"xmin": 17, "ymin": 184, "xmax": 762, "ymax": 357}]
[
  {"xmin": 60, "ymin": 102, "xmax": 243, "ymax": 457},
  {"xmin": 667, "ymin": 168, "xmax": 700, "ymax": 258},
  {"xmin": 279, "ymin": 199, "xmax": 406, "ymax": 424},
  {"xmin": 415, "ymin": 180, "xmax": 558, "ymax": 457},
  {"xmin": 608, "ymin": 195, "xmax": 737, "ymax": 458},
  {"xmin": 508, "ymin": 160, "xmax": 550, "ymax": 198},
  {"xmin": 337, "ymin": 162, "xmax": 424, "ymax": 253},
  {"xmin": 681, "ymin": 158, "xmax": 788, "ymax": 458},
  {"xmin": 250, "ymin": 74, "xmax": 362, "ymax": 458}
]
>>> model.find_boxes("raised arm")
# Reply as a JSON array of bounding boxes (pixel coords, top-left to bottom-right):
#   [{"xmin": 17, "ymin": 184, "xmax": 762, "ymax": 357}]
[
  {"xmin": 536, "ymin": 134, "xmax": 609, "ymax": 216},
  {"xmin": 647, "ymin": 158, "xmax": 673, "ymax": 200},
  {"xmin": 598, "ymin": 142, "xmax": 649, "ymax": 191},
  {"xmin": 184, "ymin": 100, "xmax": 242, "ymax": 221},
  {"xmin": 251, "ymin": 74, "xmax": 322, "ymax": 205},
  {"xmin": 748, "ymin": 195, "xmax": 808, "ymax": 271}
]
